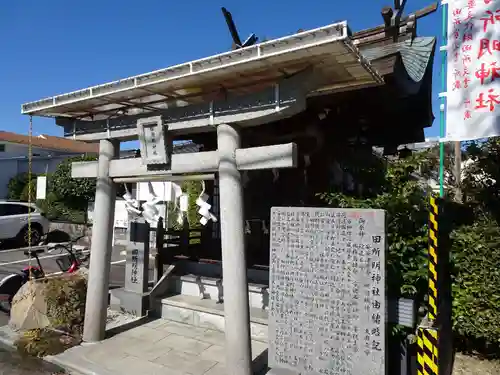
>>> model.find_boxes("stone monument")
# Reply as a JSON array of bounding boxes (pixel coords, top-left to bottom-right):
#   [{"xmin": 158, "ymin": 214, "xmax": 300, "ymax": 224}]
[
  {"xmin": 268, "ymin": 207, "xmax": 386, "ymax": 375},
  {"xmin": 111, "ymin": 217, "xmax": 151, "ymax": 316}
]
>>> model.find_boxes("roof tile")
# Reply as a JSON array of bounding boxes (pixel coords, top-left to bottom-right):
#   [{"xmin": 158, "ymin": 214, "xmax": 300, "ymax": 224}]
[{"xmin": 0, "ymin": 131, "xmax": 98, "ymax": 154}]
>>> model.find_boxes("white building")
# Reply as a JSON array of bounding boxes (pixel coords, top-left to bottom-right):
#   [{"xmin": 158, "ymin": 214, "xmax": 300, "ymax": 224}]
[{"xmin": 0, "ymin": 130, "xmax": 98, "ymax": 198}]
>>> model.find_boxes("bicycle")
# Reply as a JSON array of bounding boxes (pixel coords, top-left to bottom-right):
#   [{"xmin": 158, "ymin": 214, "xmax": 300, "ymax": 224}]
[{"xmin": 0, "ymin": 234, "xmax": 89, "ymax": 314}]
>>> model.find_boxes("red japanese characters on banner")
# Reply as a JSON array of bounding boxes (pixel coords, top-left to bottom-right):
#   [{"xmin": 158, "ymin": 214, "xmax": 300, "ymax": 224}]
[
  {"xmin": 450, "ymin": 2, "xmax": 475, "ymax": 120},
  {"xmin": 475, "ymin": 62, "xmax": 500, "ymax": 84},
  {"xmin": 464, "ymin": 98, "xmax": 473, "ymax": 119},
  {"xmin": 476, "ymin": 88, "xmax": 500, "ymax": 111},
  {"xmin": 446, "ymin": 0, "xmax": 500, "ymax": 141},
  {"xmin": 480, "ymin": 9, "xmax": 500, "ymax": 32}
]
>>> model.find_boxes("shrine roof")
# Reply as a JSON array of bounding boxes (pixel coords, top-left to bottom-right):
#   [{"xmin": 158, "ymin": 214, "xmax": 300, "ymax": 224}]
[
  {"xmin": 20, "ymin": 3, "xmax": 438, "ymax": 148},
  {"xmin": 311, "ymin": 3, "xmax": 438, "ymax": 98},
  {"xmin": 21, "ymin": 21, "xmax": 383, "ymax": 121}
]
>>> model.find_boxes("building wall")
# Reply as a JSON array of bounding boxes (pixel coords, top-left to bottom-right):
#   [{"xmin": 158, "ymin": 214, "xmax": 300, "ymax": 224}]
[
  {"xmin": 0, "ymin": 142, "xmax": 67, "ymax": 158},
  {"xmin": 0, "ymin": 153, "xmax": 83, "ymax": 199},
  {"xmin": 0, "ymin": 160, "xmax": 19, "ymax": 199}
]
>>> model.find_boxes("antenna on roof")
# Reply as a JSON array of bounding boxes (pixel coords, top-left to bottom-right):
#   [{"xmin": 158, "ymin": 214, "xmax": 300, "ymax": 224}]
[
  {"xmin": 391, "ymin": 0, "xmax": 408, "ymax": 27},
  {"xmin": 221, "ymin": 7, "xmax": 258, "ymax": 49}
]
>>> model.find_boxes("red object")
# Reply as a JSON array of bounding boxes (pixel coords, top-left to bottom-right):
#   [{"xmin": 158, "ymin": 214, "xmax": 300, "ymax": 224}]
[
  {"xmin": 68, "ymin": 262, "xmax": 79, "ymax": 273},
  {"xmin": 481, "ymin": 10, "xmax": 500, "ymax": 32},
  {"xmin": 475, "ymin": 62, "xmax": 500, "ymax": 85},
  {"xmin": 475, "ymin": 89, "xmax": 500, "ymax": 112}
]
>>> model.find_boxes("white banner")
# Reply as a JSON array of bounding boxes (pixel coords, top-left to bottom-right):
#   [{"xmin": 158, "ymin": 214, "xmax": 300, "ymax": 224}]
[
  {"xmin": 36, "ymin": 176, "xmax": 47, "ymax": 200},
  {"xmin": 446, "ymin": 0, "xmax": 500, "ymax": 141}
]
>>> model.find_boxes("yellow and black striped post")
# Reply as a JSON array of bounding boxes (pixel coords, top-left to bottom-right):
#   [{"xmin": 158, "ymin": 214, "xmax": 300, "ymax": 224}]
[
  {"xmin": 417, "ymin": 196, "xmax": 454, "ymax": 375},
  {"xmin": 417, "ymin": 326, "xmax": 439, "ymax": 375},
  {"xmin": 428, "ymin": 196, "xmax": 439, "ymax": 322},
  {"xmin": 416, "ymin": 195, "xmax": 441, "ymax": 375}
]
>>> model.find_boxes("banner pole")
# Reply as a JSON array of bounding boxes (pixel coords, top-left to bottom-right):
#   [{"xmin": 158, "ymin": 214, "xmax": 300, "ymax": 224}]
[{"xmin": 439, "ymin": 0, "xmax": 447, "ymax": 198}]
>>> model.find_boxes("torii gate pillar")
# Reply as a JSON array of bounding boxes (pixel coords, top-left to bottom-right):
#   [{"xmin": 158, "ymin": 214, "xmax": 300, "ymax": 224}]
[
  {"xmin": 82, "ymin": 139, "xmax": 119, "ymax": 343},
  {"xmin": 217, "ymin": 123, "xmax": 253, "ymax": 374}
]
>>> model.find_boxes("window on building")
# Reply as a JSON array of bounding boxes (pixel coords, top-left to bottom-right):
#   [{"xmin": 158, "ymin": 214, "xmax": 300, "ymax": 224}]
[{"xmin": 0, "ymin": 144, "xmax": 5, "ymax": 152}]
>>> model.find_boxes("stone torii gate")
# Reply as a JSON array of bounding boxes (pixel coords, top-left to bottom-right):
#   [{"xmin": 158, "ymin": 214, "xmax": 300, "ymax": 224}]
[
  {"xmin": 21, "ymin": 21, "xmax": 383, "ymax": 374},
  {"xmin": 71, "ymin": 75, "xmax": 309, "ymax": 375}
]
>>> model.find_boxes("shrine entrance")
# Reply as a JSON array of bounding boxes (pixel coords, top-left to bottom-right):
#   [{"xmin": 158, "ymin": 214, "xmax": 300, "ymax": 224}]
[{"xmin": 21, "ymin": 3, "xmax": 438, "ymax": 373}]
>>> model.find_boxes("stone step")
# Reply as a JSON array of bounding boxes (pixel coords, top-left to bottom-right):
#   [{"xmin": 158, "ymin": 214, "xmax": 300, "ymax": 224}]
[
  {"xmin": 154, "ymin": 294, "xmax": 269, "ymax": 343},
  {"xmin": 168, "ymin": 274, "xmax": 269, "ymax": 310}
]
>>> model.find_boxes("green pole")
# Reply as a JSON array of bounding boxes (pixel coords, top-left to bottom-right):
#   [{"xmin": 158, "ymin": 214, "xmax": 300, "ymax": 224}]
[{"xmin": 439, "ymin": 0, "xmax": 447, "ymax": 197}]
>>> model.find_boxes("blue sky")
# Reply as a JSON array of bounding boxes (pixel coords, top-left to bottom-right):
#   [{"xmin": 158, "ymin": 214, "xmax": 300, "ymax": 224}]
[{"xmin": 0, "ymin": 0, "xmax": 442, "ymax": 142}]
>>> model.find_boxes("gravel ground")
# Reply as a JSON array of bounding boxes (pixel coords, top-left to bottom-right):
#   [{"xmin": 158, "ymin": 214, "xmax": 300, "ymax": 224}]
[
  {"xmin": 453, "ymin": 353, "xmax": 500, "ymax": 375},
  {"xmin": 105, "ymin": 308, "xmax": 139, "ymax": 330},
  {"xmin": 0, "ymin": 308, "xmax": 138, "ymax": 375},
  {"xmin": 0, "ymin": 343, "xmax": 67, "ymax": 375}
]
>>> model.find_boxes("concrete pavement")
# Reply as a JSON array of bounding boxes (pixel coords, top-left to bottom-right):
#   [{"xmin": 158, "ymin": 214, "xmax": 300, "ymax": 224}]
[
  {"xmin": 0, "ymin": 310, "xmax": 269, "ymax": 375},
  {"xmin": 44, "ymin": 319, "xmax": 268, "ymax": 375},
  {"xmin": 0, "ymin": 343, "xmax": 67, "ymax": 375}
]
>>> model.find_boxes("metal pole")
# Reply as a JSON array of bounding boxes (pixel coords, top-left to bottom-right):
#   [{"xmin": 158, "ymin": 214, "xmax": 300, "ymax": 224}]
[
  {"xmin": 217, "ymin": 123, "xmax": 252, "ymax": 375},
  {"xmin": 83, "ymin": 139, "xmax": 118, "ymax": 342},
  {"xmin": 454, "ymin": 141, "xmax": 462, "ymax": 202},
  {"xmin": 439, "ymin": 0, "xmax": 448, "ymax": 197},
  {"xmin": 416, "ymin": 5, "xmax": 448, "ymax": 375}
]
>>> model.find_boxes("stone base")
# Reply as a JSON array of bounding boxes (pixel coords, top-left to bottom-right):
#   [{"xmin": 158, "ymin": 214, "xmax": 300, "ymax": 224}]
[
  {"xmin": 110, "ymin": 288, "xmax": 149, "ymax": 317},
  {"xmin": 183, "ymin": 261, "xmax": 269, "ymax": 284},
  {"xmin": 157, "ymin": 294, "xmax": 269, "ymax": 343},
  {"xmin": 168, "ymin": 274, "xmax": 269, "ymax": 310}
]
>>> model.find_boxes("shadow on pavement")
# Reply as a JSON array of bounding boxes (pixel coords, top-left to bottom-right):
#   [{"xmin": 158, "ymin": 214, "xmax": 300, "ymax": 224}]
[
  {"xmin": 0, "ymin": 240, "xmax": 22, "ymax": 251},
  {"xmin": 0, "ymin": 342, "xmax": 67, "ymax": 374}
]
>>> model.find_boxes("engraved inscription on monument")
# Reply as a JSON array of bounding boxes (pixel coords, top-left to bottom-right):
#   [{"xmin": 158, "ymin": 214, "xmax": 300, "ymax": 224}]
[{"xmin": 269, "ymin": 207, "xmax": 386, "ymax": 375}]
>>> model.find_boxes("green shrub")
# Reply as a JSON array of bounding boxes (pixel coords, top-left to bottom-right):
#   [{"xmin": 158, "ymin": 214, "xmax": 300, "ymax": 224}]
[
  {"xmin": 7, "ymin": 172, "xmax": 34, "ymax": 200},
  {"xmin": 167, "ymin": 180, "xmax": 203, "ymax": 230},
  {"xmin": 452, "ymin": 220, "xmax": 500, "ymax": 350},
  {"xmin": 15, "ymin": 328, "xmax": 77, "ymax": 358},
  {"xmin": 44, "ymin": 274, "xmax": 87, "ymax": 335},
  {"xmin": 20, "ymin": 178, "xmax": 37, "ymax": 202},
  {"xmin": 50, "ymin": 155, "xmax": 97, "ymax": 210},
  {"xmin": 36, "ymin": 192, "xmax": 62, "ymax": 219},
  {"xmin": 318, "ymin": 152, "xmax": 429, "ymax": 300}
]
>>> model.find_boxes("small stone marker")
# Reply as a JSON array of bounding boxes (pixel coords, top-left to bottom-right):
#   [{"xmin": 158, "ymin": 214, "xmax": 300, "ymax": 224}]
[
  {"xmin": 121, "ymin": 217, "xmax": 150, "ymax": 315},
  {"xmin": 269, "ymin": 207, "xmax": 386, "ymax": 375},
  {"xmin": 125, "ymin": 218, "xmax": 150, "ymax": 293}
]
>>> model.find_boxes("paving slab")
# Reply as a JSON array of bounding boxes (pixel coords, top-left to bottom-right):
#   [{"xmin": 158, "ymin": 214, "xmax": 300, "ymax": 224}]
[
  {"xmin": 1, "ymin": 316, "xmax": 269, "ymax": 375},
  {"xmin": 57, "ymin": 319, "xmax": 268, "ymax": 374}
]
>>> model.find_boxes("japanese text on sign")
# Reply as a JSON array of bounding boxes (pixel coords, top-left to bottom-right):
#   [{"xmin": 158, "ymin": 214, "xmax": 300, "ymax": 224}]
[
  {"xmin": 446, "ymin": 0, "xmax": 500, "ymax": 141},
  {"xmin": 268, "ymin": 207, "xmax": 386, "ymax": 375},
  {"xmin": 131, "ymin": 249, "xmax": 139, "ymax": 284}
]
